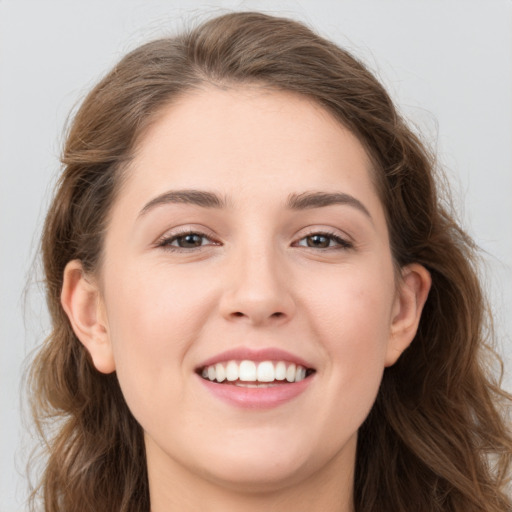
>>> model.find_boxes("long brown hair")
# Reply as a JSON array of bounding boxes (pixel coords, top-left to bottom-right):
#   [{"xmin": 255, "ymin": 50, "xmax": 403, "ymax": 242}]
[{"xmin": 28, "ymin": 11, "xmax": 512, "ymax": 511}]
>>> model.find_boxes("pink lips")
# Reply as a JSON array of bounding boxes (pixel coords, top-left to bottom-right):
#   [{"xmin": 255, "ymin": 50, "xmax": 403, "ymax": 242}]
[
  {"xmin": 197, "ymin": 347, "xmax": 313, "ymax": 369},
  {"xmin": 196, "ymin": 347, "xmax": 315, "ymax": 409}
]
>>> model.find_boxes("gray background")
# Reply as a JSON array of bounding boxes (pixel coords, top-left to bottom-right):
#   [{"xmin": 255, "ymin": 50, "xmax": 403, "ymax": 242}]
[{"xmin": 1, "ymin": 1, "xmax": 511, "ymax": 510}]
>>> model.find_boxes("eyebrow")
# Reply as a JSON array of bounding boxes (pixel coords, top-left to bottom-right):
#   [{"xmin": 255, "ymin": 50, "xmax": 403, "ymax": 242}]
[
  {"xmin": 138, "ymin": 189, "xmax": 372, "ymax": 220},
  {"xmin": 139, "ymin": 189, "xmax": 228, "ymax": 217},
  {"xmin": 286, "ymin": 191, "xmax": 372, "ymax": 219}
]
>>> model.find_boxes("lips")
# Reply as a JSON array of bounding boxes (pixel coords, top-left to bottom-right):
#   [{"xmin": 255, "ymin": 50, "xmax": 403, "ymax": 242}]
[
  {"xmin": 199, "ymin": 346, "xmax": 313, "ymax": 366},
  {"xmin": 195, "ymin": 348, "xmax": 316, "ymax": 408}
]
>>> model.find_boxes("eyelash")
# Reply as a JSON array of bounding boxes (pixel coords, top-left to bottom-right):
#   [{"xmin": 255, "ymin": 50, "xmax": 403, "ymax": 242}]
[
  {"xmin": 293, "ymin": 231, "xmax": 353, "ymax": 250},
  {"xmin": 156, "ymin": 229, "xmax": 353, "ymax": 252},
  {"xmin": 156, "ymin": 229, "xmax": 220, "ymax": 251}
]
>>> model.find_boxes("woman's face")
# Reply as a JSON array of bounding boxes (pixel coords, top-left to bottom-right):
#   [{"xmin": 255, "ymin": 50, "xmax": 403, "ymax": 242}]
[{"xmin": 86, "ymin": 86, "xmax": 423, "ymax": 492}]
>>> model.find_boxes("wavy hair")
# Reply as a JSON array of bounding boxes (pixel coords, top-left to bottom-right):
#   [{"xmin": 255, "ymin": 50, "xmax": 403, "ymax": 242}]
[{"xmin": 28, "ymin": 11, "xmax": 512, "ymax": 511}]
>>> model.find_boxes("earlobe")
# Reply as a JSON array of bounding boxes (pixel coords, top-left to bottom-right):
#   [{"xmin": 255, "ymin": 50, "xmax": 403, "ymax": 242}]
[
  {"xmin": 60, "ymin": 260, "xmax": 116, "ymax": 374},
  {"xmin": 385, "ymin": 263, "xmax": 431, "ymax": 367}
]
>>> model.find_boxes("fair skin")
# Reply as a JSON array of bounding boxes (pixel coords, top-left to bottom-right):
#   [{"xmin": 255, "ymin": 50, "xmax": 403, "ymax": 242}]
[{"xmin": 61, "ymin": 86, "xmax": 431, "ymax": 512}]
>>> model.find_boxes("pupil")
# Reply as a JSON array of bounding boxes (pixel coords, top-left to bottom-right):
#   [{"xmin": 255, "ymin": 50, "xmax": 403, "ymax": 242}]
[
  {"xmin": 179, "ymin": 234, "xmax": 202, "ymax": 247},
  {"xmin": 308, "ymin": 235, "xmax": 329, "ymax": 248}
]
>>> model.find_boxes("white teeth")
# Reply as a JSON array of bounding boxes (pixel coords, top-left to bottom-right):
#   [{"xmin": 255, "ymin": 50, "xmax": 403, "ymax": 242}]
[
  {"xmin": 295, "ymin": 366, "xmax": 306, "ymax": 382},
  {"xmin": 275, "ymin": 361, "xmax": 286, "ymax": 381},
  {"xmin": 215, "ymin": 363, "xmax": 226, "ymax": 382},
  {"xmin": 256, "ymin": 361, "xmax": 275, "ymax": 382},
  {"xmin": 226, "ymin": 361, "xmax": 238, "ymax": 381},
  {"xmin": 286, "ymin": 363, "xmax": 296, "ymax": 383},
  {"xmin": 200, "ymin": 360, "xmax": 311, "ymax": 384},
  {"xmin": 239, "ymin": 360, "xmax": 257, "ymax": 381}
]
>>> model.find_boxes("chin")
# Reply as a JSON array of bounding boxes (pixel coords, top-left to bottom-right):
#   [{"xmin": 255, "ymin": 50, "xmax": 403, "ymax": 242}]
[
  {"xmin": 188, "ymin": 429, "xmax": 354, "ymax": 493},
  {"xmin": 198, "ymin": 451, "xmax": 314, "ymax": 493}
]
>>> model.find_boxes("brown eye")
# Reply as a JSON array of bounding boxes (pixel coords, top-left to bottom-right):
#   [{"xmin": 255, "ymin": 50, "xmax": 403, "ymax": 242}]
[
  {"xmin": 175, "ymin": 233, "xmax": 205, "ymax": 248},
  {"xmin": 158, "ymin": 231, "xmax": 216, "ymax": 251},
  {"xmin": 295, "ymin": 232, "xmax": 352, "ymax": 250},
  {"xmin": 306, "ymin": 234, "xmax": 330, "ymax": 248}
]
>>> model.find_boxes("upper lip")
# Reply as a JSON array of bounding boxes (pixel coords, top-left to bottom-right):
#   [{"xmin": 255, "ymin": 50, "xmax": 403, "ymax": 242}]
[{"xmin": 196, "ymin": 347, "xmax": 315, "ymax": 370}]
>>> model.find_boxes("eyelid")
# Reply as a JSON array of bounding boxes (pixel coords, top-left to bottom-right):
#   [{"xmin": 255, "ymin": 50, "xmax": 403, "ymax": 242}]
[
  {"xmin": 292, "ymin": 228, "xmax": 354, "ymax": 250},
  {"xmin": 155, "ymin": 226, "xmax": 221, "ymax": 250},
  {"xmin": 153, "ymin": 225, "xmax": 354, "ymax": 252}
]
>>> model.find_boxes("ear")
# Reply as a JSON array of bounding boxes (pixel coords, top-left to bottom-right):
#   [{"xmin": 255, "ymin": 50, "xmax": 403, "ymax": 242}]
[
  {"xmin": 60, "ymin": 259, "xmax": 115, "ymax": 374},
  {"xmin": 385, "ymin": 263, "xmax": 431, "ymax": 367}
]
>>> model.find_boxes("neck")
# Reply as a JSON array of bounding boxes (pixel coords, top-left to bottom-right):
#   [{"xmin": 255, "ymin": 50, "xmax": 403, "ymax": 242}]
[{"xmin": 146, "ymin": 435, "xmax": 356, "ymax": 512}]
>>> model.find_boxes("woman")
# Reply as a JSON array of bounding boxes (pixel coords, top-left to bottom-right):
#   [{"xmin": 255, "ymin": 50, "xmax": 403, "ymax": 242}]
[{"xmin": 28, "ymin": 11, "xmax": 511, "ymax": 512}]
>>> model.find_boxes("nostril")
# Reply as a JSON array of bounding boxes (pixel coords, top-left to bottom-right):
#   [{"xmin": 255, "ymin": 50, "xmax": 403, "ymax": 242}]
[{"xmin": 230, "ymin": 311, "xmax": 284, "ymax": 319}]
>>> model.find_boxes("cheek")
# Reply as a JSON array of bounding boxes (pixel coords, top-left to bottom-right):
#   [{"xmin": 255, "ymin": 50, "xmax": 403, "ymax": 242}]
[
  {"xmin": 307, "ymin": 259, "xmax": 395, "ymax": 351},
  {"xmin": 105, "ymin": 260, "xmax": 212, "ymax": 343},
  {"xmin": 303, "ymin": 262, "xmax": 394, "ymax": 424},
  {"xmin": 101, "ymin": 262, "xmax": 216, "ymax": 408}
]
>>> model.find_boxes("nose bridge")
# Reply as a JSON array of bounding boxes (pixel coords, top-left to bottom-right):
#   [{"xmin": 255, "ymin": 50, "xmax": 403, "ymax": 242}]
[{"xmin": 220, "ymin": 236, "xmax": 294, "ymax": 324}]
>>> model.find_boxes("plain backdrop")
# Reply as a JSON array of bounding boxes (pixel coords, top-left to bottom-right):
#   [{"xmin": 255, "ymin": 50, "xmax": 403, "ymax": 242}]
[{"xmin": 1, "ymin": 1, "xmax": 511, "ymax": 510}]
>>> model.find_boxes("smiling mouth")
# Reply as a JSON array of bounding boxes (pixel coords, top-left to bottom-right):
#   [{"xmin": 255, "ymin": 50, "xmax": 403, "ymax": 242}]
[{"xmin": 196, "ymin": 360, "xmax": 316, "ymax": 387}]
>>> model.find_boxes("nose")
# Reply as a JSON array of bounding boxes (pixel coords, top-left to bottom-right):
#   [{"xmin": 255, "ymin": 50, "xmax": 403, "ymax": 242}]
[{"xmin": 218, "ymin": 246, "xmax": 296, "ymax": 326}]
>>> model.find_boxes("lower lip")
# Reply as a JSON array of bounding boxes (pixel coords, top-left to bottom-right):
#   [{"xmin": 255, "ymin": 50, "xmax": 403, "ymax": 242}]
[{"xmin": 197, "ymin": 375, "xmax": 314, "ymax": 409}]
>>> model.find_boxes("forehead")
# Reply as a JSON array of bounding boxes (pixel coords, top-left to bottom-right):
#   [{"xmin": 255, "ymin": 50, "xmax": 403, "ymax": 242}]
[
  {"xmin": 125, "ymin": 86, "xmax": 376, "ymax": 198},
  {"xmin": 100, "ymin": 85, "xmax": 392, "ymax": 267}
]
